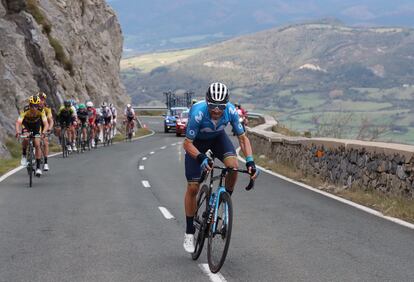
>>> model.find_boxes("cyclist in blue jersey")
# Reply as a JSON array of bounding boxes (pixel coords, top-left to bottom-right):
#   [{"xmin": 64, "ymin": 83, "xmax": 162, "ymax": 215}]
[{"xmin": 182, "ymin": 82, "xmax": 258, "ymax": 253}]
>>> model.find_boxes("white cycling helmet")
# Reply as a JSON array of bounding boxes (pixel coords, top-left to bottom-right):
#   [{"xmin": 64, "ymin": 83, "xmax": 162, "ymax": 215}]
[
  {"xmin": 127, "ymin": 104, "xmax": 131, "ymax": 108},
  {"xmin": 101, "ymin": 102, "xmax": 107, "ymax": 108},
  {"xmin": 86, "ymin": 101, "xmax": 93, "ymax": 108},
  {"xmin": 206, "ymin": 82, "xmax": 229, "ymax": 104}
]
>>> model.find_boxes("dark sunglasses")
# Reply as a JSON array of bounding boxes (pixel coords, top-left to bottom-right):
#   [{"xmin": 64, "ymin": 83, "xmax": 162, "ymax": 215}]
[
  {"xmin": 207, "ymin": 102, "xmax": 226, "ymax": 111},
  {"xmin": 29, "ymin": 104, "xmax": 39, "ymax": 109}
]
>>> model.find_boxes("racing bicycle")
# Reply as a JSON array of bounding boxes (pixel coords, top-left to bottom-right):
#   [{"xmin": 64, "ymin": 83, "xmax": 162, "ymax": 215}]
[
  {"xmin": 192, "ymin": 151, "xmax": 255, "ymax": 273},
  {"xmin": 19, "ymin": 132, "xmax": 40, "ymax": 187}
]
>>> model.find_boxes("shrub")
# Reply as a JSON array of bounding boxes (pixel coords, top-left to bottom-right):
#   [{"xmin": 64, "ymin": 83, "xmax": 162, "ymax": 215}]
[
  {"xmin": 26, "ymin": 0, "xmax": 51, "ymax": 35},
  {"xmin": 48, "ymin": 35, "xmax": 75, "ymax": 76}
]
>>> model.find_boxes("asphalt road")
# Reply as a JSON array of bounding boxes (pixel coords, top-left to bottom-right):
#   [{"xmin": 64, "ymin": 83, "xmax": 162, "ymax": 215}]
[{"xmin": 0, "ymin": 116, "xmax": 413, "ymax": 282}]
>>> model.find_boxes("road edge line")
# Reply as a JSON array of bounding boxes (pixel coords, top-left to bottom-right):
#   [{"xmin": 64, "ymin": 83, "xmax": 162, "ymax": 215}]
[{"xmin": 0, "ymin": 131, "xmax": 155, "ymax": 183}]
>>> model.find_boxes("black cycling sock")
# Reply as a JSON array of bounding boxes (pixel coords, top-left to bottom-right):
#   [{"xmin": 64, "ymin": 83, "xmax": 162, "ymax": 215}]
[
  {"xmin": 36, "ymin": 159, "xmax": 41, "ymax": 169},
  {"xmin": 22, "ymin": 148, "xmax": 26, "ymax": 156},
  {"xmin": 226, "ymin": 189, "xmax": 233, "ymax": 196},
  {"xmin": 186, "ymin": 216, "xmax": 195, "ymax": 234},
  {"xmin": 44, "ymin": 157, "xmax": 48, "ymax": 164}
]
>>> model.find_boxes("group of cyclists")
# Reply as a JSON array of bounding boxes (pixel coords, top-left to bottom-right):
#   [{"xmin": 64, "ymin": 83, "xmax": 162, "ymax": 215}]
[
  {"xmin": 14, "ymin": 82, "xmax": 258, "ymax": 257},
  {"xmin": 15, "ymin": 91, "xmax": 137, "ymax": 177}
]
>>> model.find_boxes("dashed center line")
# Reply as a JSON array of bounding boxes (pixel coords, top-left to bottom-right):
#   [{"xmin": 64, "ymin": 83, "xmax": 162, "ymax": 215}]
[
  {"xmin": 158, "ymin": 207, "xmax": 175, "ymax": 219},
  {"xmin": 171, "ymin": 143, "xmax": 177, "ymax": 146},
  {"xmin": 150, "ymin": 151, "xmax": 155, "ymax": 155},
  {"xmin": 139, "ymin": 165, "xmax": 144, "ymax": 170},
  {"xmin": 142, "ymin": 157, "xmax": 147, "ymax": 161},
  {"xmin": 141, "ymin": 180, "xmax": 151, "ymax": 188},
  {"xmin": 199, "ymin": 264, "xmax": 227, "ymax": 282},
  {"xmin": 160, "ymin": 146, "xmax": 167, "ymax": 149}
]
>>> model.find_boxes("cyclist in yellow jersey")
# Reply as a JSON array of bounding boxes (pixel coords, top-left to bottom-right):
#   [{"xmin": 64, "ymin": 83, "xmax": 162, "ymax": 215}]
[
  {"xmin": 15, "ymin": 95, "xmax": 49, "ymax": 176},
  {"xmin": 38, "ymin": 92, "xmax": 53, "ymax": 171}
]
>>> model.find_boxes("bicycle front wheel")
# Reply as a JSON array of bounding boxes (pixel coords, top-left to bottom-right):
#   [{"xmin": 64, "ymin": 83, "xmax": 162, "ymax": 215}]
[
  {"xmin": 207, "ymin": 191, "xmax": 233, "ymax": 273},
  {"xmin": 192, "ymin": 184, "xmax": 209, "ymax": 260}
]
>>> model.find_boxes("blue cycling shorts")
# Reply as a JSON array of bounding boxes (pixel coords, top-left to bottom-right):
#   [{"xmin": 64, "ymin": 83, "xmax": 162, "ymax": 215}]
[{"xmin": 185, "ymin": 130, "xmax": 236, "ymax": 182}]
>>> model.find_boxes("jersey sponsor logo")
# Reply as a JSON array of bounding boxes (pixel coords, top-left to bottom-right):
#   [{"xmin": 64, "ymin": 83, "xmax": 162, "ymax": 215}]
[
  {"xmin": 229, "ymin": 107, "xmax": 237, "ymax": 115},
  {"xmin": 195, "ymin": 111, "xmax": 203, "ymax": 123},
  {"xmin": 189, "ymin": 129, "xmax": 196, "ymax": 137},
  {"xmin": 238, "ymin": 124, "xmax": 243, "ymax": 130}
]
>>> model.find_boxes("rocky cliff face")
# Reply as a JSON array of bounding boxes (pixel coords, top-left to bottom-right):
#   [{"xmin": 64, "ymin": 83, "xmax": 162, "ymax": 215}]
[{"xmin": 0, "ymin": 0, "xmax": 128, "ymax": 156}]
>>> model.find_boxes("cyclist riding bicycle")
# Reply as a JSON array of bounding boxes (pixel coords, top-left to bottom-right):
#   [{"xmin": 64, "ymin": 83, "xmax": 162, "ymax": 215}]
[
  {"xmin": 124, "ymin": 104, "xmax": 136, "ymax": 136},
  {"xmin": 110, "ymin": 103, "xmax": 117, "ymax": 136},
  {"xmin": 182, "ymin": 82, "xmax": 258, "ymax": 253},
  {"xmin": 77, "ymin": 104, "xmax": 89, "ymax": 148},
  {"xmin": 101, "ymin": 102, "xmax": 113, "ymax": 139},
  {"xmin": 15, "ymin": 95, "xmax": 49, "ymax": 176},
  {"xmin": 86, "ymin": 101, "xmax": 97, "ymax": 147},
  {"xmin": 56, "ymin": 100, "xmax": 77, "ymax": 152},
  {"xmin": 38, "ymin": 92, "xmax": 53, "ymax": 171}
]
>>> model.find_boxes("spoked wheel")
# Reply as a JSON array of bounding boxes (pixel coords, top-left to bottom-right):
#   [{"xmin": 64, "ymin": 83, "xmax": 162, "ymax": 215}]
[
  {"xmin": 61, "ymin": 129, "xmax": 67, "ymax": 158},
  {"xmin": 207, "ymin": 191, "xmax": 233, "ymax": 273},
  {"xmin": 192, "ymin": 184, "xmax": 210, "ymax": 260}
]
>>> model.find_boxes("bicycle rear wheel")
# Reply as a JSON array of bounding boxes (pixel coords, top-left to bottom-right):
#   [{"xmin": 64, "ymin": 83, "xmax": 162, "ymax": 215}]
[
  {"xmin": 192, "ymin": 184, "xmax": 209, "ymax": 260},
  {"xmin": 207, "ymin": 191, "xmax": 233, "ymax": 273}
]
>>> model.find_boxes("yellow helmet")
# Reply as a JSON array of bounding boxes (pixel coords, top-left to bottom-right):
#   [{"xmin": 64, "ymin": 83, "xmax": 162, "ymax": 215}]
[
  {"xmin": 37, "ymin": 91, "xmax": 47, "ymax": 99},
  {"xmin": 28, "ymin": 95, "xmax": 40, "ymax": 105}
]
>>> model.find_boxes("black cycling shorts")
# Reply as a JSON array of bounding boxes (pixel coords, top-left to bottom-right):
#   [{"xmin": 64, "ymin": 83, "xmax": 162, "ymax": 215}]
[{"xmin": 22, "ymin": 120, "xmax": 42, "ymax": 135}]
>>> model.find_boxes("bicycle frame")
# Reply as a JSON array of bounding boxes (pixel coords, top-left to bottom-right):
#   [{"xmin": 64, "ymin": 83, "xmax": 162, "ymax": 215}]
[{"xmin": 203, "ymin": 163, "xmax": 254, "ymax": 234}]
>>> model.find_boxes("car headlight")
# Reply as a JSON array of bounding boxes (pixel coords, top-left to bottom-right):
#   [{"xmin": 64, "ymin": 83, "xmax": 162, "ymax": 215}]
[{"xmin": 166, "ymin": 119, "xmax": 170, "ymax": 123}]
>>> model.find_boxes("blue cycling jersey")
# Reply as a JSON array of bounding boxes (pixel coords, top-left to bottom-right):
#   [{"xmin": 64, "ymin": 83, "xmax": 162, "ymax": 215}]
[{"xmin": 186, "ymin": 101, "xmax": 245, "ymax": 140}]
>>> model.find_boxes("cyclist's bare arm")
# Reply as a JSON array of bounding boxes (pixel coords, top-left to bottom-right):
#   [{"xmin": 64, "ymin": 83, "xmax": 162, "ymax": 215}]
[
  {"xmin": 42, "ymin": 117, "xmax": 49, "ymax": 134},
  {"xmin": 183, "ymin": 138, "xmax": 201, "ymax": 159},
  {"xmin": 237, "ymin": 133, "xmax": 253, "ymax": 158},
  {"xmin": 15, "ymin": 119, "xmax": 22, "ymax": 136},
  {"xmin": 47, "ymin": 112, "xmax": 54, "ymax": 129}
]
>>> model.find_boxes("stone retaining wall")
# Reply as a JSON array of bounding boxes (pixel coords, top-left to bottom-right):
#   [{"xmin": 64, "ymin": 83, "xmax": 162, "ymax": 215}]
[{"xmin": 247, "ymin": 116, "xmax": 414, "ymax": 198}]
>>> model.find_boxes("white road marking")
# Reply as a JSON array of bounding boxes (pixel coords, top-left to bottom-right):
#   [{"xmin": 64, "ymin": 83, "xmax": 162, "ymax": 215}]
[
  {"xmin": 139, "ymin": 165, "xmax": 144, "ymax": 170},
  {"xmin": 158, "ymin": 207, "xmax": 175, "ymax": 219},
  {"xmin": 0, "ymin": 131, "xmax": 155, "ymax": 183},
  {"xmin": 199, "ymin": 264, "xmax": 227, "ymax": 282},
  {"xmin": 141, "ymin": 180, "xmax": 151, "ymax": 188},
  {"xmin": 150, "ymin": 151, "xmax": 155, "ymax": 155},
  {"xmin": 142, "ymin": 157, "xmax": 147, "ymax": 161},
  {"xmin": 0, "ymin": 152, "xmax": 62, "ymax": 183},
  {"xmin": 160, "ymin": 146, "xmax": 167, "ymax": 149},
  {"xmin": 171, "ymin": 143, "xmax": 177, "ymax": 146},
  {"xmin": 0, "ymin": 166, "xmax": 24, "ymax": 183},
  {"xmin": 236, "ymin": 148, "xmax": 414, "ymax": 230}
]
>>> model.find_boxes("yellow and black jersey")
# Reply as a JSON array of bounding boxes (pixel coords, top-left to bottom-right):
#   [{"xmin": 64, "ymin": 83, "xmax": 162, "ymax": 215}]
[
  {"xmin": 18, "ymin": 107, "xmax": 47, "ymax": 124},
  {"xmin": 39, "ymin": 105, "xmax": 52, "ymax": 119}
]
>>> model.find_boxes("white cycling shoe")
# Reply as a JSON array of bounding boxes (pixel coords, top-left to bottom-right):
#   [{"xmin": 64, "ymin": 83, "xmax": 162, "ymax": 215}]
[
  {"xmin": 35, "ymin": 168, "xmax": 42, "ymax": 177},
  {"xmin": 43, "ymin": 163, "xmax": 49, "ymax": 171},
  {"xmin": 20, "ymin": 156, "xmax": 28, "ymax": 167},
  {"xmin": 183, "ymin": 233, "xmax": 195, "ymax": 253}
]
